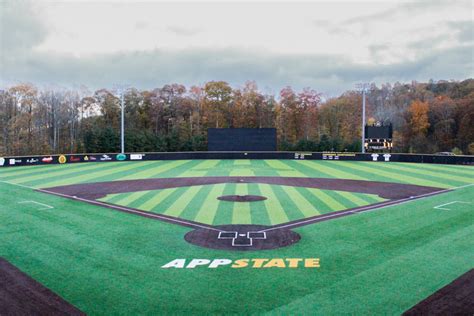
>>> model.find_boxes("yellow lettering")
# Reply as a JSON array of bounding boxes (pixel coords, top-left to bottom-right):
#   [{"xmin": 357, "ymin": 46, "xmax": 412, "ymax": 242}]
[
  {"xmin": 251, "ymin": 258, "xmax": 268, "ymax": 268},
  {"xmin": 304, "ymin": 258, "xmax": 320, "ymax": 268},
  {"xmin": 231, "ymin": 259, "xmax": 249, "ymax": 268},
  {"xmin": 286, "ymin": 258, "xmax": 303, "ymax": 268},
  {"xmin": 263, "ymin": 259, "xmax": 286, "ymax": 268}
]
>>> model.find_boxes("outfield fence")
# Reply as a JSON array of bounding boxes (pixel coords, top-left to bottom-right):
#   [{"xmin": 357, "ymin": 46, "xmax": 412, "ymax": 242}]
[{"xmin": 0, "ymin": 151, "xmax": 473, "ymax": 168}]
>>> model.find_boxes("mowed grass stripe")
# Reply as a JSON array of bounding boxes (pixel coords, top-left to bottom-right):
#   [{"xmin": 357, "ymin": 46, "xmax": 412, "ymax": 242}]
[
  {"xmin": 319, "ymin": 161, "xmax": 403, "ymax": 184},
  {"xmin": 306, "ymin": 188, "xmax": 346, "ymax": 211},
  {"xmin": 0, "ymin": 162, "xmax": 97, "ymax": 179},
  {"xmin": 160, "ymin": 160, "xmax": 206, "ymax": 178},
  {"xmin": 179, "ymin": 160, "xmax": 221, "ymax": 177},
  {"xmin": 163, "ymin": 186, "xmax": 203, "ymax": 217},
  {"xmin": 323, "ymin": 190, "xmax": 361, "ymax": 209},
  {"xmin": 99, "ymin": 192, "xmax": 129, "ymax": 204},
  {"xmin": 229, "ymin": 167, "xmax": 255, "ymax": 177},
  {"xmin": 178, "ymin": 185, "xmax": 213, "ymax": 221},
  {"xmin": 114, "ymin": 191, "xmax": 150, "ymax": 206},
  {"xmin": 6, "ymin": 162, "xmax": 123, "ymax": 184},
  {"xmin": 332, "ymin": 191, "xmax": 372, "ymax": 207},
  {"xmin": 407, "ymin": 163, "xmax": 474, "ymax": 178},
  {"xmin": 194, "ymin": 184, "xmax": 226, "ymax": 225},
  {"xmin": 247, "ymin": 183, "xmax": 271, "ymax": 225},
  {"xmin": 139, "ymin": 188, "xmax": 178, "ymax": 211},
  {"xmin": 337, "ymin": 162, "xmax": 452, "ymax": 188},
  {"xmin": 232, "ymin": 184, "xmax": 251, "ymax": 224},
  {"xmin": 146, "ymin": 187, "xmax": 186, "ymax": 213},
  {"xmin": 270, "ymin": 186, "xmax": 307, "ymax": 222},
  {"xmin": 118, "ymin": 160, "xmax": 191, "ymax": 180},
  {"xmin": 258, "ymin": 184, "xmax": 289, "ymax": 225},
  {"xmin": 304, "ymin": 160, "xmax": 368, "ymax": 180},
  {"xmin": 85, "ymin": 161, "xmax": 165, "ymax": 183},
  {"xmin": 234, "ymin": 160, "xmax": 251, "ymax": 165},
  {"xmin": 373, "ymin": 162, "xmax": 473, "ymax": 184},
  {"xmin": 257, "ymin": 160, "xmax": 283, "ymax": 177},
  {"xmin": 297, "ymin": 160, "xmax": 368, "ymax": 180},
  {"xmin": 206, "ymin": 160, "xmax": 233, "ymax": 177},
  {"xmin": 327, "ymin": 191, "xmax": 369, "ymax": 208},
  {"xmin": 296, "ymin": 187, "xmax": 338, "ymax": 214},
  {"xmin": 264, "ymin": 160, "xmax": 306, "ymax": 177},
  {"xmin": 212, "ymin": 184, "xmax": 236, "ymax": 225},
  {"xmin": 31, "ymin": 162, "xmax": 157, "ymax": 188},
  {"xmin": 280, "ymin": 160, "xmax": 335, "ymax": 179},
  {"xmin": 280, "ymin": 186, "xmax": 320, "ymax": 217}
]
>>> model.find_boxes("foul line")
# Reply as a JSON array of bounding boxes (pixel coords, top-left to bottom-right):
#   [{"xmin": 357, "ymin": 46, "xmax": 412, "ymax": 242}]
[
  {"xmin": 1, "ymin": 180, "xmax": 221, "ymax": 232},
  {"xmin": 259, "ymin": 183, "xmax": 474, "ymax": 233},
  {"xmin": 434, "ymin": 201, "xmax": 472, "ymax": 210},
  {"xmin": 17, "ymin": 200, "xmax": 54, "ymax": 210},
  {"xmin": 2, "ymin": 180, "xmax": 473, "ymax": 234}
]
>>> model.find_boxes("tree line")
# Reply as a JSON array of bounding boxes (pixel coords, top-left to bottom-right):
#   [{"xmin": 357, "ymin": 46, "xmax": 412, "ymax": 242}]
[{"xmin": 0, "ymin": 79, "xmax": 473, "ymax": 156}]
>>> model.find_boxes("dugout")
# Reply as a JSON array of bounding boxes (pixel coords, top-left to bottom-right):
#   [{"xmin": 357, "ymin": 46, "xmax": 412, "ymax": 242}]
[{"xmin": 207, "ymin": 128, "xmax": 277, "ymax": 151}]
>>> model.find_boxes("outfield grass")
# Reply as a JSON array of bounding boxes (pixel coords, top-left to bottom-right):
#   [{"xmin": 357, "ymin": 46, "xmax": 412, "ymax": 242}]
[
  {"xmin": 2, "ymin": 159, "xmax": 474, "ymax": 189},
  {"xmin": 1, "ymin": 160, "xmax": 473, "ymax": 314}
]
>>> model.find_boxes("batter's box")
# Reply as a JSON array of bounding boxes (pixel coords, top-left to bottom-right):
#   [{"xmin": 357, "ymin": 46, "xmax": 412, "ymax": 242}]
[
  {"xmin": 248, "ymin": 232, "xmax": 266, "ymax": 239},
  {"xmin": 218, "ymin": 231, "xmax": 237, "ymax": 239}
]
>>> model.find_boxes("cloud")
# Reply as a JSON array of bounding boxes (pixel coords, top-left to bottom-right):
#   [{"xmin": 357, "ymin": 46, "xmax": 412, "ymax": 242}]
[
  {"xmin": 166, "ymin": 26, "xmax": 201, "ymax": 37},
  {"xmin": 0, "ymin": 0, "xmax": 472, "ymax": 96},
  {"xmin": 0, "ymin": 0, "xmax": 48, "ymax": 53},
  {"xmin": 2, "ymin": 43, "xmax": 472, "ymax": 96}
]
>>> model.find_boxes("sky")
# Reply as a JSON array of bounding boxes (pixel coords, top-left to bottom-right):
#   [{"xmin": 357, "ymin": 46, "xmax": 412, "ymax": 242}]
[{"xmin": 0, "ymin": 0, "xmax": 472, "ymax": 96}]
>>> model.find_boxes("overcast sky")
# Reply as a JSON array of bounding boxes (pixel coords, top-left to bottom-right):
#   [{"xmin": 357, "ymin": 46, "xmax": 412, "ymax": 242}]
[{"xmin": 0, "ymin": 0, "xmax": 472, "ymax": 96}]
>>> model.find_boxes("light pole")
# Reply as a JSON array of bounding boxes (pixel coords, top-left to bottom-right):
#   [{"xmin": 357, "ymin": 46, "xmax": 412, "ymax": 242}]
[
  {"xmin": 113, "ymin": 85, "xmax": 128, "ymax": 154},
  {"xmin": 355, "ymin": 83, "xmax": 370, "ymax": 153},
  {"xmin": 120, "ymin": 91, "xmax": 125, "ymax": 154}
]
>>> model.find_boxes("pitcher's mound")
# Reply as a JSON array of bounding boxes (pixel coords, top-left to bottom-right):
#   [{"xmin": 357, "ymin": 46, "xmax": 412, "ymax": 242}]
[{"xmin": 217, "ymin": 195, "xmax": 267, "ymax": 202}]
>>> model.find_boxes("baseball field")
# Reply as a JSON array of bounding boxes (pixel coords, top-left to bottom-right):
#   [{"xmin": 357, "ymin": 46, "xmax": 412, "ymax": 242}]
[{"xmin": 1, "ymin": 159, "xmax": 473, "ymax": 314}]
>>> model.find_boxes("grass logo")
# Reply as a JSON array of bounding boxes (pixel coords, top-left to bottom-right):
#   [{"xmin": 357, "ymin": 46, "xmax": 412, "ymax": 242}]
[
  {"xmin": 116, "ymin": 154, "xmax": 127, "ymax": 161},
  {"xmin": 161, "ymin": 258, "xmax": 320, "ymax": 269},
  {"xmin": 58, "ymin": 155, "xmax": 67, "ymax": 164}
]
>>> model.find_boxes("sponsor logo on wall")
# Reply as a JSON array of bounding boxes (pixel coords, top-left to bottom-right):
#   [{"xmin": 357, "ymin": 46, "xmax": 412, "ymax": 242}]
[
  {"xmin": 383, "ymin": 154, "xmax": 391, "ymax": 161},
  {"xmin": 100, "ymin": 154, "xmax": 112, "ymax": 161},
  {"xmin": 161, "ymin": 258, "xmax": 320, "ymax": 269},
  {"xmin": 70, "ymin": 156, "xmax": 81, "ymax": 162},
  {"xmin": 371, "ymin": 154, "xmax": 379, "ymax": 161},
  {"xmin": 0, "ymin": 158, "xmax": 5, "ymax": 166},
  {"xmin": 116, "ymin": 153, "xmax": 127, "ymax": 161},
  {"xmin": 130, "ymin": 154, "xmax": 144, "ymax": 160},
  {"xmin": 27, "ymin": 158, "xmax": 39, "ymax": 164},
  {"xmin": 58, "ymin": 155, "xmax": 67, "ymax": 164},
  {"xmin": 42, "ymin": 156, "xmax": 53, "ymax": 163},
  {"xmin": 9, "ymin": 159, "xmax": 22, "ymax": 165}
]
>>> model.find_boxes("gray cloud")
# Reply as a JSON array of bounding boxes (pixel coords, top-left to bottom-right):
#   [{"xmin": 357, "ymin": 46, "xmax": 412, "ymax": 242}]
[
  {"xmin": 0, "ymin": 0, "xmax": 472, "ymax": 96},
  {"xmin": 0, "ymin": 0, "xmax": 48, "ymax": 53},
  {"xmin": 2, "ymin": 44, "xmax": 472, "ymax": 96},
  {"xmin": 166, "ymin": 26, "xmax": 201, "ymax": 37}
]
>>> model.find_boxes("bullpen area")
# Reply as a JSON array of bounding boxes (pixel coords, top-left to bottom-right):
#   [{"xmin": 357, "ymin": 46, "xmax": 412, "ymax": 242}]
[{"xmin": 1, "ymin": 159, "xmax": 473, "ymax": 314}]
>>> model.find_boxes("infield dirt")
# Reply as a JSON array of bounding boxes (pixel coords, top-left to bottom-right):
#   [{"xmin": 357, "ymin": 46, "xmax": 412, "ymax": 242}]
[{"xmin": 0, "ymin": 257, "xmax": 84, "ymax": 315}]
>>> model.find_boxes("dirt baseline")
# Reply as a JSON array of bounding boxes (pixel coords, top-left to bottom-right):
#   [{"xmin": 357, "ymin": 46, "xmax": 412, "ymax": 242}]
[
  {"xmin": 0, "ymin": 257, "xmax": 84, "ymax": 315},
  {"xmin": 44, "ymin": 176, "xmax": 442, "ymax": 200},
  {"xmin": 403, "ymin": 269, "xmax": 474, "ymax": 315}
]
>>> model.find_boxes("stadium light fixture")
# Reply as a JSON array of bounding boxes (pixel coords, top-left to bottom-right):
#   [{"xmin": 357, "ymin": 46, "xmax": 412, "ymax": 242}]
[{"xmin": 355, "ymin": 83, "xmax": 370, "ymax": 153}]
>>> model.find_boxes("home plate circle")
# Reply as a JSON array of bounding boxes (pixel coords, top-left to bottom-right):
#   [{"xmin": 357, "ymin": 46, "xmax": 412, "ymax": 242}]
[{"xmin": 184, "ymin": 224, "xmax": 301, "ymax": 251}]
